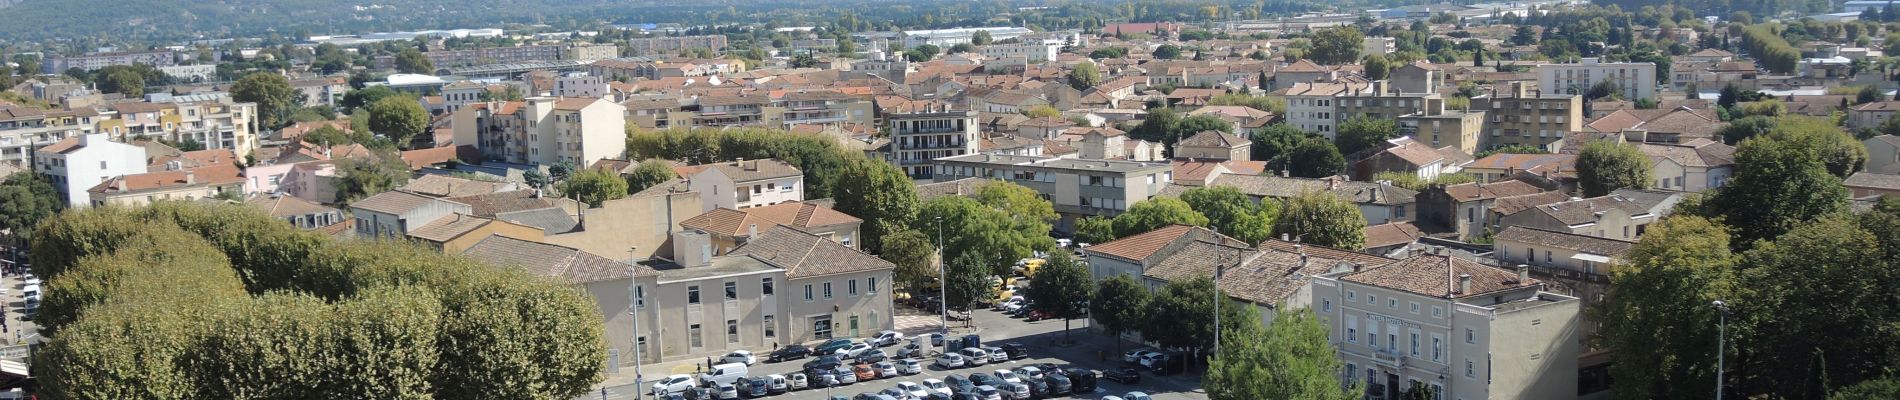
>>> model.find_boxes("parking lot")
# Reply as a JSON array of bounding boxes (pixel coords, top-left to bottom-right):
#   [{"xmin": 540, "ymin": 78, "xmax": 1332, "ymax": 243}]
[{"xmin": 579, "ymin": 303, "xmax": 1206, "ymax": 400}]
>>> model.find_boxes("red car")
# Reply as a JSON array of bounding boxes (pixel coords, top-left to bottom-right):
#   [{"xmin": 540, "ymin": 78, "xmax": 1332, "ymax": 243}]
[{"xmin": 1026, "ymin": 310, "xmax": 1051, "ymax": 321}]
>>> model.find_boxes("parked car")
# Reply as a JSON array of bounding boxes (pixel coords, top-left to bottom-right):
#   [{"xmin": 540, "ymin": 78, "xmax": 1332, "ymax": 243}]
[
  {"xmin": 920, "ymin": 333, "xmax": 945, "ymax": 347},
  {"xmin": 922, "ymin": 378, "xmax": 953, "ymax": 396},
  {"xmin": 1148, "ymin": 351, "xmax": 1187, "ymax": 375},
  {"xmin": 943, "ymin": 375, "xmax": 977, "ymax": 395},
  {"xmin": 968, "ymin": 372, "xmax": 1002, "ymax": 388},
  {"xmin": 993, "ymin": 296, "xmax": 1023, "ymax": 311},
  {"xmin": 935, "ymin": 352, "xmax": 965, "ymax": 369},
  {"xmin": 854, "ymin": 394, "xmax": 898, "ymax": 400},
  {"xmin": 872, "ymin": 330, "xmax": 905, "ymax": 347},
  {"xmin": 974, "ymin": 385, "xmax": 1003, "ymax": 400},
  {"xmin": 745, "ymin": 377, "xmax": 771, "ymax": 398},
  {"xmin": 999, "ymin": 343, "xmax": 1029, "ymax": 360},
  {"xmin": 1024, "ymin": 310, "xmax": 1049, "ymax": 322},
  {"xmin": 996, "ymin": 382, "xmax": 1029, "ymax": 400},
  {"xmin": 896, "ymin": 343, "xmax": 926, "ymax": 359},
  {"xmin": 682, "ymin": 386, "xmax": 715, "ymax": 400},
  {"xmin": 980, "ymin": 346, "xmax": 1009, "ymax": 364},
  {"xmin": 853, "ymin": 364, "xmax": 878, "ymax": 381},
  {"xmin": 1122, "ymin": 349, "xmax": 1160, "ymax": 364},
  {"xmin": 710, "ymin": 381, "xmax": 740, "ymax": 400},
  {"xmin": 652, "ymin": 374, "xmax": 698, "ymax": 395},
  {"xmin": 769, "ymin": 344, "xmax": 813, "ymax": 362},
  {"xmin": 873, "ymin": 361, "xmax": 900, "ymax": 378},
  {"xmin": 1121, "ymin": 391, "xmax": 1154, "ymax": 400},
  {"xmin": 1042, "ymin": 374, "xmax": 1072, "ymax": 396},
  {"xmin": 787, "ymin": 373, "xmax": 808, "ymax": 391},
  {"xmin": 720, "ymin": 350, "xmax": 757, "ymax": 366},
  {"xmin": 958, "ymin": 348, "xmax": 989, "ymax": 366},
  {"xmin": 897, "ymin": 358, "xmax": 924, "ymax": 375},
  {"xmin": 815, "ymin": 338, "xmax": 856, "ymax": 355},
  {"xmin": 1013, "ymin": 366, "xmax": 1042, "ymax": 381},
  {"xmin": 700, "ymin": 363, "xmax": 750, "ymax": 387},
  {"xmin": 813, "ymin": 371, "xmax": 840, "ymax": 388},
  {"xmin": 1063, "ymin": 368, "xmax": 1097, "ymax": 393},
  {"xmin": 877, "ymin": 387, "xmax": 914, "ymax": 400},
  {"xmin": 992, "ymin": 369, "xmax": 1022, "ymax": 384},
  {"xmin": 840, "ymin": 343, "xmax": 876, "ymax": 359},
  {"xmin": 805, "ymin": 355, "xmax": 844, "ymax": 375},
  {"xmin": 894, "ymin": 381, "xmax": 932, "ymax": 398},
  {"xmin": 834, "ymin": 366, "xmax": 859, "ymax": 385},
  {"xmin": 859, "ymin": 349, "xmax": 890, "ymax": 364},
  {"xmin": 1103, "ymin": 367, "xmax": 1141, "ymax": 384}
]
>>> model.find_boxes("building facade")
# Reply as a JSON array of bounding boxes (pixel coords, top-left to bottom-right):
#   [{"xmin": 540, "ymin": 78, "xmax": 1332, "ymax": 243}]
[
  {"xmin": 1536, "ymin": 59, "xmax": 1658, "ymax": 101},
  {"xmin": 625, "ymin": 35, "xmax": 731, "ymax": 55},
  {"xmin": 684, "ymin": 159, "xmax": 805, "ymax": 212},
  {"xmin": 932, "ymin": 154, "xmax": 1174, "ymax": 232},
  {"xmin": 32, "ymin": 133, "xmax": 147, "ymax": 207},
  {"xmin": 1470, "ymin": 83, "xmax": 1584, "ymax": 149},
  {"xmin": 887, "ymin": 108, "xmax": 981, "ymax": 178},
  {"xmin": 451, "ymin": 97, "xmax": 628, "ymax": 166}
]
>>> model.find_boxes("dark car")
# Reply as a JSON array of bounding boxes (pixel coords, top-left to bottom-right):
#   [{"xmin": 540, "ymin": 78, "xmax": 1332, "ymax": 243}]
[
  {"xmin": 1030, "ymin": 363, "xmax": 1064, "ymax": 375},
  {"xmin": 804, "ymin": 355, "xmax": 844, "ymax": 375},
  {"xmin": 1064, "ymin": 368, "xmax": 1097, "ymax": 393},
  {"xmin": 943, "ymin": 375, "xmax": 978, "ymax": 395},
  {"xmin": 895, "ymin": 343, "xmax": 925, "ymax": 359},
  {"xmin": 1021, "ymin": 377, "xmax": 1048, "ymax": 399},
  {"xmin": 1000, "ymin": 342, "xmax": 1030, "ymax": 360},
  {"xmin": 745, "ymin": 377, "xmax": 771, "ymax": 398},
  {"xmin": 814, "ymin": 338, "xmax": 856, "ymax": 355},
  {"xmin": 770, "ymin": 344, "xmax": 813, "ymax": 362},
  {"xmin": 1148, "ymin": 351, "xmax": 1187, "ymax": 375},
  {"xmin": 857, "ymin": 349, "xmax": 889, "ymax": 364},
  {"xmin": 1103, "ymin": 367, "xmax": 1141, "ymax": 384},
  {"xmin": 1043, "ymin": 374, "xmax": 1073, "ymax": 396},
  {"xmin": 811, "ymin": 371, "xmax": 839, "ymax": 388},
  {"xmin": 968, "ymin": 372, "xmax": 1002, "ymax": 388},
  {"xmin": 683, "ymin": 386, "xmax": 715, "ymax": 400}
]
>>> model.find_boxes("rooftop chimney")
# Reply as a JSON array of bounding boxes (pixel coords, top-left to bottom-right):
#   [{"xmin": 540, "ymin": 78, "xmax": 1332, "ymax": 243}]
[
  {"xmin": 1516, "ymin": 264, "xmax": 1530, "ymax": 284},
  {"xmin": 1458, "ymin": 274, "xmax": 1472, "ymax": 294},
  {"xmin": 748, "ymin": 224, "xmax": 759, "ymax": 238}
]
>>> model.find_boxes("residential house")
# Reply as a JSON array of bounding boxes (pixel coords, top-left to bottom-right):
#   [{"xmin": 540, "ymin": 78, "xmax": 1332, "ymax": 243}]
[
  {"xmin": 1353, "ymin": 137, "xmax": 1470, "ymax": 181},
  {"xmin": 1361, "ymin": 221, "xmax": 1427, "ymax": 256},
  {"xmin": 1171, "ymin": 130, "xmax": 1251, "ymax": 161},
  {"xmin": 1462, "ymin": 153, "xmax": 1577, "ymax": 183},
  {"xmin": 1498, "ymin": 194, "xmax": 1656, "ymax": 241},
  {"xmin": 406, "ymin": 213, "xmax": 547, "ymax": 252},
  {"xmin": 1388, "ymin": 61, "xmax": 1441, "ymax": 94},
  {"xmin": 1848, "ymin": 101, "xmax": 1900, "ymax": 130},
  {"xmin": 32, "ymin": 133, "xmax": 147, "ymax": 207},
  {"xmin": 349, "ymin": 190, "xmax": 473, "ymax": 239},
  {"xmin": 682, "ymin": 159, "xmax": 805, "ymax": 212},
  {"xmin": 1637, "ymin": 139, "xmax": 1736, "ymax": 193},
  {"xmin": 1863, "ymin": 135, "xmax": 1900, "ymax": 174},
  {"xmin": 678, "ymin": 201, "xmax": 864, "ymax": 253},
  {"xmin": 1399, "ymin": 109, "xmax": 1486, "ymax": 155},
  {"xmin": 1492, "ymin": 225, "xmax": 1633, "ymax": 389},
  {"xmin": 460, "ymin": 235, "xmax": 662, "ymax": 365},
  {"xmin": 86, "ymin": 163, "xmax": 244, "ymax": 207},
  {"xmin": 1082, "ymin": 225, "xmax": 1239, "ymax": 283},
  {"xmin": 931, "ymin": 154, "xmax": 1175, "ymax": 232},
  {"xmin": 1845, "ymin": 172, "xmax": 1900, "ymax": 198},
  {"xmin": 1585, "ymin": 107, "xmax": 1726, "ymax": 144},
  {"xmin": 1276, "ymin": 80, "xmax": 1368, "ymax": 139},
  {"xmin": 1413, "ymin": 179, "xmax": 1559, "ymax": 239},
  {"xmin": 1311, "ymin": 252, "xmax": 1579, "ymax": 400},
  {"xmin": 245, "ymin": 194, "xmax": 347, "ymax": 230},
  {"xmin": 886, "ymin": 107, "xmax": 980, "ymax": 179}
]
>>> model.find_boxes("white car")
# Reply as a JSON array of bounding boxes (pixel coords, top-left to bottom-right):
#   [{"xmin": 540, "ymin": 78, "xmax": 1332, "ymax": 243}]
[
  {"xmin": 839, "ymin": 343, "xmax": 875, "ymax": 358},
  {"xmin": 650, "ymin": 374, "xmax": 696, "ymax": 395},
  {"xmin": 1138, "ymin": 352, "xmax": 1165, "ymax": 368},
  {"xmin": 935, "ymin": 353, "xmax": 966, "ymax": 369},
  {"xmin": 992, "ymin": 369, "xmax": 1022, "ymax": 384},
  {"xmin": 1123, "ymin": 349, "xmax": 1161, "ymax": 364},
  {"xmin": 872, "ymin": 330, "xmax": 905, "ymax": 346},
  {"xmin": 895, "ymin": 381, "xmax": 932, "ymax": 398},
  {"xmin": 992, "ymin": 296, "xmax": 1024, "ymax": 311},
  {"xmin": 922, "ymin": 378, "xmax": 953, "ymax": 395},
  {"xmin": 981, "ymin": 346, "xmax": 1009, "ymax": 364},
  {"xmin": 880, "ymin": 387, "xmax": 913, "ymax": 400},
  {"xmin": 719, "ymin": 350, "xmax": 756, "ymax": 366},
  {"xmin": 788, "ymin": 373, "xmax": 810, "ymax": 390},
  {"xmin": 1123, "ymin": 391, "xmax": 1155, "ymax": 400},
  {"xmin": 1014, "ymin": 366, "xmax": 1043, "ymax": 381},
  {"xmin": 896, "ymin": 358, "xmax": 924, "ymax": 375},
  {"xmin": 959, "ymin": 348, "xmax": 990, "ymax": 366},
  {"xmin": 875, "ymin": 361, "xmax": 901, "ymax": 378}
]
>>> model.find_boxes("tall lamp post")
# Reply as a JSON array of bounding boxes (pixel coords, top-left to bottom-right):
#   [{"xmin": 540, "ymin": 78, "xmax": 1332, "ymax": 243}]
[
  {"xmin": 630, "ymin": 247, "xmax": 644, "ymax": 400},
  {"xmin": 1713, "ymin": 300, "xmax": 1729, "ymax": 400},
  {"xmin": 936, "ymin": 217, "xmax": 948, "ymax": 336}
]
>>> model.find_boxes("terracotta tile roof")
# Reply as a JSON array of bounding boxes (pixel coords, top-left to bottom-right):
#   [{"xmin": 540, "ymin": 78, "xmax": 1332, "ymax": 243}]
[
  {"xmin": 461, "ymin": 234, "xmax": 654, "ymax": 284},
  {"xmin": 1142, "ymin": 239, "xmax": 1254, "ymax": 284},
  {"xmin": 728, "ymin": 227, "xmax": 893, "ymax": 279},
  {"xmin": 1170, "ymin": 161, "xmax": 1227, "ymax": 184},
  {"xmin": 1490, "ymin": 191, "xmax": 1572, "ymax": 217},
  {"xmin": 1442, "ymin": 179, "xmax": 1549, "ymax": 201},
  {"xmin": 494, "ymin": 207, "xmax": 581, "ymax": 234},
  {"xmin": 1466, "ymin": 153, "xmax": 1576, "ymax": 173},
  {"xmin": 1530, "ymin": 195, "xmax": 1654, "ymax": 226},
  {"xmin": 1494, "ymin": 226, "xmax": 1635, "ymax": 258},
  {"xmin": 681, "ymin": 202, "xmax": 860, "ymax": 238},
  {"xmin": 1085, "ymin": 224, "xmax": 1197, "ymax": 262},
  {"xmin": 1280, "ymin": 59, "xmax": 1327, "ymax": 73},
  {"xmin": 1342, "ymin": 254, "xmax": 1536, "ymax": 299},
  {"xmin": 1377, "ymin": 140, "xmax": 1445, "ymax": 167},
  {"xmin": 1688, "ymin": 48, "xmax": 1734, "ymax": 57},
  {"xmin": 400, "ymin": 174, "xmax": 512, "ymax": 198},
  {"xmin": 36, "ymin": 136, "xmax": 82, "ymax": 154},
  {"xmin": 447, "ymin": 190, "xmax": 563, "ymax": 217},
  {"xmin": 1257, "ymin": 238, "xmax": 1396, "ymax": 266},
  {"xmin": 407, "ymin": 214, "xmax": 497, "ymax": 243},
  {"xmin": 693, "ymin": 159, "xmax": 802, "ymax": 182},
  {"xmin": 89, "ymin": 164, "xmax": 244, "ymax": 193},
  {"xmin": 1175, "ymin": 130, "xmax": 1250, "ymax": 148},
  {"xmin": 1362, "ymin": 221, "xmax": 1425, "ymax": 249},
  {"xmin": 1845, "ymin": 172, "xmax": 1900, "ymax": 190}
]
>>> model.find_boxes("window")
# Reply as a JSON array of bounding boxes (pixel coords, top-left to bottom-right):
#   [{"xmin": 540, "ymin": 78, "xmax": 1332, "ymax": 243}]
[
  {"xmin": 1465, "ymin": 359, "xmax": 1475, "ymax": 378},
  {"xmin": 848, "ymin": 280, "xmax": 860, "ymax": 296},
  {"xmin": 752, "ymin": 185, "xmax": 762, "ymax": 194},
  {"xmin": 764, "ymin": 315, "xmax": 776, "ymax": 339},
  {"xmin": 1466, "ymin": 328, "xmax": 1475, "ymax": 344},
  {"xmin": 1347, "ymin": 290, "xmax": 1356, "ymax": 300},
  {"xmin": 1545, "ymin": 250, "xmax": 1553, "ymax": 263},
  {"xmin": 823, "ymin": 282, "xmax": 833, "ymax": 299},
  {"xmin": 1410, "ymin": 330, "xmax": 1421, "ymax": 356},
  {"xmin": 1323, "ymin": 299, "xmax": 1332, "ymax": 313},
  {"xmin": 727, "ymin": 320, "xmax": 740, "ymax": 343},
  {"xmin": 635, "ymin": 285, "xmax": 646, "ymax": 308},
  {"xmin": 1345, "ymin": 363, "xmax": 1357, "ymax": 383},
  {"xmin": 1432, "ymin": 334, "xmax": 1444, "ymax": 362},
  {"xmin": 690, "ymin": 324, "xmax": 704, "ymax": 348},
  {"xmin": 1368, "ymin": 294, "xmax": 1376, "ymax": 305},
  {"xmin": 868, "ymin": 277, "xmax": 879, "ymax": 293},
  {"xmin": 1346, "ymin": 316, "xmax": 1358, "ymax": 343},
  {"xmin": 762, "ymin": 278, "xmax": 775, "ymax": 296},
  {"xmin": 803, "ymin": 284, "xmax": 814, "ymax": 301},
  {"xmin": 1396, "ymin": 206, "xmax": 1406, "ymax": 218},
  {"xmin": 1409, "ymin": 302, "xmax": 1419, "ymax": 314},
  {"xmin": 1389, "ymin": 298, "xmax": 1398, "ymax": 309},
  {"xmin": 688, "ymin": 285, "xmax": 701, "ymax": 304},
  {"xmin": 1432, "ymin": 306, "xmax": 1443, "ymax": 317},
  {"xmin": 724, "ymin": 281, "xmax": 738, "ymax": 300},
  {"xmin": 1368, "ymin": 323, "xmax": 1378, "ymax": 347}
]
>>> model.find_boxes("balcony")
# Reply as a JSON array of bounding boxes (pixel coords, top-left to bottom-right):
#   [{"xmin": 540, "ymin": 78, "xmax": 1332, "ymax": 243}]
[
  {"xmin": 1371, "ymin": 347, "xmax": 1408, "ymax": 369},
  {"xmin": 899, "ymin": 140, "xmax": 965, "ymax": 150}
]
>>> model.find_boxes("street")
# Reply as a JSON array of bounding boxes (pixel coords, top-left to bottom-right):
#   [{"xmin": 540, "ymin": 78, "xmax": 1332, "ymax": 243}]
[{"xmin": 579, "ymin": 304, "xmax": 1208, "ymax": 400}]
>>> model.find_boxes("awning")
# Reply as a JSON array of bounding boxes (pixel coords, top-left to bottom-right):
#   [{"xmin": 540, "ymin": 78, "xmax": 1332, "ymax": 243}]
[{"xmin": 1571, "ymin": 253, "xmax": 1614, "ymax": 263}]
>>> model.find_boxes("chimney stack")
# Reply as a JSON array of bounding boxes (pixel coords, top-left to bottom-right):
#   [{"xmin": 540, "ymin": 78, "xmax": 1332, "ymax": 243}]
[
  {"xmin": 748, "ymin": 224, "xmax": 759, "ymax": 238},
  {"xmin": 1516, "ymin": 264, "xmax": 1530, "ymax": 284},
  {"xmin": 1458, "ymin": 274, "xmax": 1473, "ymax": 294}
]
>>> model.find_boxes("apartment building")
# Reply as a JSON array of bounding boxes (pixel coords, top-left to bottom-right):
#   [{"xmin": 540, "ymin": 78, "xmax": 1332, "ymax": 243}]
[
  {"xmin": 900, "ymin": 27, "xmax": 1032, "ymax": 48},
  {"xmin": 1498, "ymin": 194, "xmax": 1656, "ymax": 241},
  {"xmin": 1311, "ymin": 252, "xmax": 1580, "ymax": 400},
  {"xmin": 625, "ymin": 35, "xmax": 730, "ymax": 55},
  {"xmin": 776, "ymin": 91, "xmax": 874, "ymax": 128},
  {"xmin": 564, "ymin": 44, "xmax": 620, "ymax": 61},
  {"xmin": 1471, "ymin": 82, "xmax": 1584, "ymax": 149},
  {"xmin": 422, "ymin": 45, "xmax": 564, "ymax": 68},
  {"xmin": 979, "ymin": 42, "xmax": 1061, "ymax": 63},
  {"xmin": 1363, "ymin": 37, "xmax": 1396, "ymax": 56},
  {"xmin": 690, "ymin": 94, "xmax": 774, "ymax": 127},
  {"xmin": 0, "ymin": 105, "xmax": 102, "ymax": 165},
  {"xmin": 1335, "ymin": 82, "xmax": 1443, "ymax": 131},
  {"xmin": 450, "ymin": 97, "xmax": 628, "ymax": 166},
  {"xmin": 290, "ymin": 77, "xmax": 350, "ymax": 107},
  {"xmin": 931, "ymin": 154, "xmax": 1174, "ymax": 232},
  {"xmin": 1536, "ymin": 58, "xmax": 1657, "ymax": 101},
  {"xmin": 42, "ymin": 50, "xmax": 176, "ymax": 73},
  {"xmin": 87, "ymin": 163, "xmax": 245, "ymax": 207},
  {"xmin": 1398, "ymin": 110, "xmax": 1485, "ymax": 155},
  {"xmin": 32, "ymin": 133, "xmax": 147, "ymax": 207},
  {"xmin": 887, "ymin": 108, "xmax": 981, "ymax": 179},
  {"xmin": 1276, "ymin": 81, "xmax": 1368, "ymax": 139},
  {"xmin": 683, "ymin": 159, "xmax": 805, "ymax": 212},
  {"xmin": 349, "ymin": 190, "xmax": 474, "ymax": 239},
  {"xmin": 441, "ymin": 81, "xmax": 488, "ymax": 114},
  {"xmin": 551, "ymin": 73, "xmax": 607, "ymax": 98}
]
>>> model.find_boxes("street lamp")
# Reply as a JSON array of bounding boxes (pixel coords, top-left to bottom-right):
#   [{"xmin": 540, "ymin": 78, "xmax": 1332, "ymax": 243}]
[
  {"xmin": 630, "ymin": 247, "xmax": 644, "ymax": 400},
  {"xmin": 936, "ymin": 217, "xmax": 948, "ymax": 337},
  {"xmin": 1713, "ymin": 300, "xmax": 1730, "ymax": 400}
]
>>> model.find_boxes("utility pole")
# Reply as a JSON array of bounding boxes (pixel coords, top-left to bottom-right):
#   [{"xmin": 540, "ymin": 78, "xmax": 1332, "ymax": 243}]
[
  {"xmin": 936, "ymin": 217, "xmax": 948, "ymax": 338},
  {"xmin": 630, "ymin": 247, "xmax": 644, "ymax": 400},
  {"xmin": 1713, "ymin": 300, "xmax": 1729, "ymax": 400}
]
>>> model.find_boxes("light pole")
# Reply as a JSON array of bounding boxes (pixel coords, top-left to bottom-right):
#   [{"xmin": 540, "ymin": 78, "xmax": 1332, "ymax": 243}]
[
  {"xmin": 1713, "ymin": 300, "xmax": 1729, "ymax": 400},
  {"xmin": 630, "ymin": 247, "xmax": 643, "ymax": 400},
  {"xmin": 936, "ymin": 217, "xmax": 948, "ymax": 337}
]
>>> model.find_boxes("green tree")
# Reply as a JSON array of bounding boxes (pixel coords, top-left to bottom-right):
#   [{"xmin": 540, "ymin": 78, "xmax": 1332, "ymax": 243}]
[
  {"xmin": 1024, "ymin": 105, "xmax": 1063, "ymax": 119},
  {"xmin": 1250, "ymin": 124, "xmax": 1308, "ymax": 168},
  {"xmin": 367, "ymin": 95, "xmax": 429, "ymax": 149},
  {"xmin": 1699, "ymin": 123, "xmax": 1853, "ymax": 244},
  {"xmin": 1719, "ymin": 115, "xmax": 1778, "ymax": 144},
  {"xmin": 1287, "ymin": 137, "xmax": 1346, "ymax": 178},
  {"xmin": 559, "ymin": 169, "xmax": 629, "ymax": 207},
  {"xmin": 1130, "ymin": 107, "xmax": 1181, "ymax": 143},
  {"xmin": 231, "ymin": 72, "xmax": 299, "ymax": 129},
  {"xmin": 1599, "ymin": 216, "xmax": 1738, "ymax": 400},
  {"xmin": 335, "ymin": 154, "xmax": 412, "ymax": 203},
  {"xmin": 1075, "ymin": 216, "xmax": 1116, "ymax": 244},
  {"xmin": 1512, "ymin": 26, "xmax": 1538, "ymax": 46},
  {"xmin": 1577, "ymin": 141, "xmax": 1653, "ymax": 197},
  {"xmin": 1091, "ymin": 274, "xmax": 1149, "ymax": 351},
  {"xmin": 972, "ymin": 30, "xmax": 994, "ymax": 45},
  {"xmin": 947, "ymin": 43, "xmax": 976, "ymax": 54},
  {"xmin": 880, "ymin": 229, "xmax": 937, "ymax": 294},
  {"xmin": 833, "ymin": 159, "xmax": 920, "ymax": 252},
  {"xmin": 623, "ymin": 159, "xmax": 677, "ymax": 194},
  {"xmin": 1111, "ymin": 197, "xmax": 1209, "ymax": 237},
  {"xmin": 394, "ymin": 48, "xmax": 434, "ymax": 74},
  {"xmin": 943, "ymin": 252, "xmax": 992, "ymax": 312},
  {"xmin": 1310, "ymin": 26, "xmax": 1365, "ymax": 65},
  {"xmin": 0, "ymin": 172, "xmax": 61, "ymax": 237},
  {"xmin": 1068, "ymin": 60, "xmax": 1102, "ymax": 90},
  {"xmin": 1143, "ymin": 277, "xmax": 1251, "ymax": 357},
  {"xmin": 913, "ymin": 44, "xmax": 942, "ymax": 58},
  {"xmin": 97, "ymin": 68, "xmax": 145, "ymax": 97},
  {"xmin": 341, "ymin": 85, "xmax": 399, "ymax": 111},
  {"xmin": 1737, "ymin": 216, "xmax": 1899, "ymax": 399},
  {"xmin": 1362, "ymin": 53, "xmax": 1391, "ymax": 80},
  {"xmin": 1152, "ymin": 44, "xmax": 1183, "ymax": 60},
  {"xmin": 1473, "ymin": 144, "xmax": 1548, "ymax": 159},
  {"xmin": 917, "ymin": 195, "xmax": 1051, "ymax": 281},
  {"xmin": 1334, "ymin": 116, "xmax": 1398, "ymax": 156},
  {"xmin": 1207, "ymin": 308, "xmax": 1359, "ymax": 400},
  {"xmin": 1830, "ymin": 378, "xmax": 1900, "ymax": 400},
  {"xmin": 1272, "ymin": 191, "xmax": 1365, "ymax": 249},
  {"xmin": 1180, "ymin": 186, "xmax": 1278, "ymax": 243},
  {"xmin": 1022, "ymin": 252, "xmax": 1092, "ymax": 340},
  {"xmin": 1857, "ymin": 85, "xmax": 1882, "ymax": 104}
]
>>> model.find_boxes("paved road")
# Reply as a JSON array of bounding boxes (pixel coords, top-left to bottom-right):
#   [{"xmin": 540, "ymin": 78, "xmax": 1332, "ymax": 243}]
[{"xmin": 580, "ymin": 305, "xmax": 1207, "ymax": 400}]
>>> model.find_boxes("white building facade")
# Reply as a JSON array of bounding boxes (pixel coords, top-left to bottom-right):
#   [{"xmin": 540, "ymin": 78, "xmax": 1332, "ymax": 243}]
[{"xmin": 1536, "ymin": 59, "xmax": 1658, "ymax": 101}]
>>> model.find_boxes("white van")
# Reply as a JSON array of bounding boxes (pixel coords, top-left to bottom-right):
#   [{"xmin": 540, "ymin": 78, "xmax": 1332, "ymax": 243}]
[{"xmin": 698, "ymin": 362, "xmax": 749, "ymax": 387}]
